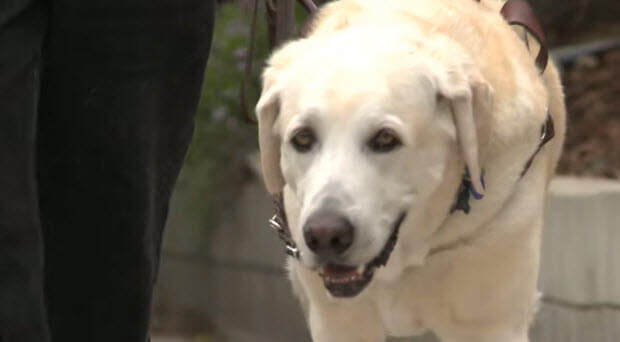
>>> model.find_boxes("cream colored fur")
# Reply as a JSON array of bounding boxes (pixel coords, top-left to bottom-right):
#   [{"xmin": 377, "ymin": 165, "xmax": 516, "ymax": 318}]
[{"xmin": 256, "ymin": 0, "xmax": 566, "ymax": 341}]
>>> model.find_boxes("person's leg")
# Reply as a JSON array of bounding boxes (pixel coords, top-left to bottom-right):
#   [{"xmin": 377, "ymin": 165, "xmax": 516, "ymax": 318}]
[
  {"xmin": 37, "ymin": 0, "xmax": 214, "ymax": 341},
  {"xmin": 0, "ymin": 1, "xmax": 50, "ymax": 341}
]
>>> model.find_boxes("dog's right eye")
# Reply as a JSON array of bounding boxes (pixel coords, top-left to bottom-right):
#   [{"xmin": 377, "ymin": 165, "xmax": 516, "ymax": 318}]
[
  {"xmin": 291, "ymin": 128, "xmax": 316, "ymax": 152},
  {"xmin": 368, "ymin": 128, "xmax": 401, "ymax": 153}
]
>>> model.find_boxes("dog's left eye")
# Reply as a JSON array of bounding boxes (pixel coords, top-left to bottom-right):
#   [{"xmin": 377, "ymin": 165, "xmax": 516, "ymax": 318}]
[
  {"xmin": 291, "ymin": 128, "xmax": 316, "ymax": 152},
  {"xmin": 368, "ymin": 129, "xmax": 401, "ymax": 152}
]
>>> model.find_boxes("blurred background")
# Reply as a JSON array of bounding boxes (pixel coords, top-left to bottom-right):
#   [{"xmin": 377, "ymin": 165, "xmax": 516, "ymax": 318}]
[{"xmin": 150, "ymin": 0, "xmax": 620, "ymax": 341}]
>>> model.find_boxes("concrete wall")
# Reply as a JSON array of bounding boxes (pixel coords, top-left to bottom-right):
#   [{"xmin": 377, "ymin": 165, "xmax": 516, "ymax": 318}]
[
  {"xmin": 154, "ymin": 176, "xmax": 620, "ymax": 342},
  {"xmin": 534, "ymin": 178, "xmax": 620, "ymax": 342}
]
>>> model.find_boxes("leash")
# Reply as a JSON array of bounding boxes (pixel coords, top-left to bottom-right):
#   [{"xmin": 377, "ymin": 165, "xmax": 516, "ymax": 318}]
[
  {"xmin": 240, "ymin": 0, "xmax": 261, "ymax": 124},
  {"xmin": 298, "ymin": 0, "xmax": 318, "ymax": 13},
  {"xmin": 240, "ymin": 0, "xmax": 318, "ymax": 123}
]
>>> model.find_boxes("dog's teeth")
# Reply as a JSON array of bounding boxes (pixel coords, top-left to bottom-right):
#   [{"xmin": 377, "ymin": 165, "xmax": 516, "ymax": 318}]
[{"xmin": 321, "ymin": 266, "xmax": 366, "ymax": 284}]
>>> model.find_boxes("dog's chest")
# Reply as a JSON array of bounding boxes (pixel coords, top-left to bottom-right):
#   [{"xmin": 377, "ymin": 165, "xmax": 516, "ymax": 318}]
[{"xmin": 375, "ymin": 288, "xmax": 429, "ymax": 337}]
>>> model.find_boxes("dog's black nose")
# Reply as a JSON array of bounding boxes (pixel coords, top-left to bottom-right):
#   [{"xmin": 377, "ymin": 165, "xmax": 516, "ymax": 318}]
[{"xmin": 303, "ymin": 211, "xmax": 354, "ymax": 256}]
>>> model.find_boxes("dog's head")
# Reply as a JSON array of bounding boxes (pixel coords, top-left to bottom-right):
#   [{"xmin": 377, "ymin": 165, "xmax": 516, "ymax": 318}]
[{"xmin": 257, "ymin": 26, "xmax": 491, "ymax": 297}]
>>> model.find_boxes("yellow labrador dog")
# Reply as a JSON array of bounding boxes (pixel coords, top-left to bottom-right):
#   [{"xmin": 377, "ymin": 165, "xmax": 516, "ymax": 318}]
[{"xmin": 256, "ymin": 0, "xmax": 566, "ymax": 341}]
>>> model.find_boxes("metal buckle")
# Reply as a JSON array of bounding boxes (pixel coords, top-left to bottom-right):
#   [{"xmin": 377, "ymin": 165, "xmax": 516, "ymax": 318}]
[
  {"xmin": 268, "ymin": 214, "xmax": 283, "ymax": 232},
  {"xmin": 285, "ymin": 245, "xmax": 301, "ymax": 259}
]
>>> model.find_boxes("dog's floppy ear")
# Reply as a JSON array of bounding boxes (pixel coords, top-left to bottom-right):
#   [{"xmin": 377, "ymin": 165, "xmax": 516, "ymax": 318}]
[
  {"xmin": 256, "ymin": 67, "xmax": 285, "ymax": 195},
  {"xmin": 256, "ymin": 40, "xmax": 311, "ymax": 194},
  {"xmin": 435, "ymin": 67, "xmax": 492, "ymax": 196}
]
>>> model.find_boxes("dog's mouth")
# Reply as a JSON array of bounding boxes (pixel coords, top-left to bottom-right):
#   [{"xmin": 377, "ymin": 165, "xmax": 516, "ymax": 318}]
[{"xmin": 318, "ymin": 212, "xmax": 407, "ymax": 298}]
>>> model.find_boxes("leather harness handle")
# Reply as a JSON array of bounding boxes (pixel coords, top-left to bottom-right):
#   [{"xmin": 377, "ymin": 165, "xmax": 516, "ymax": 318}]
[
  {"xmin": 296, "ymin": 0, "xmax": 549, "ymax": 72},
  {"xmin": 499, "ymin": 0, "xmax": 549, "ymax": 72}
]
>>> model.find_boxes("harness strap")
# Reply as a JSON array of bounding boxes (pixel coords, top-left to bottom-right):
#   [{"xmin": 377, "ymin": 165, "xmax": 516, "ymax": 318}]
[
  {"xmin": 500, "ymin": 0, "xmax": 549, "ymax": 72},
  {"xmin": 499, "ymin": 0, "xmax": 555, "ymax": 176},
  {"xmin": 452, "ymin": 0, "xmax": 553, "ymax": 213},
  {"xmin": 520, "ymin": 110, "xmax": 555, "ymax": 177}
]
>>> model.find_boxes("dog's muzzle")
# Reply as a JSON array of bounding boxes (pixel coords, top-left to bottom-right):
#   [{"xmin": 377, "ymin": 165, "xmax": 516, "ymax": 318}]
[
  {"xmin": 318, "ymin": 212, "xmax": 406, "ymax": 297},
  {"xmin": 268, "ymin": 194, "xmax": 406, "ymax": 297}
]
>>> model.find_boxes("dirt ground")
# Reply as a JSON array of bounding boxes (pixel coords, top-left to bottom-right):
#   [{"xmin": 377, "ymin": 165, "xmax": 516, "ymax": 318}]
[{"xmin": 556, "ymin": 48, "xmax": 620, "ymax": 179}]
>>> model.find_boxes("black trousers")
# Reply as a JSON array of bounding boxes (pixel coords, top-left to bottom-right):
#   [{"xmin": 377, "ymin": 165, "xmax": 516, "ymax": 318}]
[{"xmin": 0, "ymin": 0, "xmax": 214, "ymax": 341}]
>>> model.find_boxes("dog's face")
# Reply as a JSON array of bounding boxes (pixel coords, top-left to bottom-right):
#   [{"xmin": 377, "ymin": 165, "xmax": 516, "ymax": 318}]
[{"xmin": 257, "ymin": 28, "xmax": 489, "ymax": 297}]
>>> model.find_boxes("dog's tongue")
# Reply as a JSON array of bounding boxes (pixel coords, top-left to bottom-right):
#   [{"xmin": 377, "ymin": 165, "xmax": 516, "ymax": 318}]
[{"xmin": 323, "ymin": 264, "xmax": 358, "ymax": 279}]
